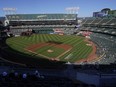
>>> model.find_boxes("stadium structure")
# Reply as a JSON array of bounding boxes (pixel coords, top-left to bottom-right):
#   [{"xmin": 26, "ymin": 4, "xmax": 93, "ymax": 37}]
[
  {"xmin": 0, "ymin": 8, "xmax": 116, "ymax": 87},
  {"xmin": 6, "ymin": 14, "xmax": 77, "ymax": 35}
]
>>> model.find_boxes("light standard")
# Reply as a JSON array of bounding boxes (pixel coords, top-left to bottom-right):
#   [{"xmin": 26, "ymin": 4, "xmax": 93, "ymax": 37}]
[{"xmin": 65, "ymin": 7, "xmax": 79, "ymax": 14}]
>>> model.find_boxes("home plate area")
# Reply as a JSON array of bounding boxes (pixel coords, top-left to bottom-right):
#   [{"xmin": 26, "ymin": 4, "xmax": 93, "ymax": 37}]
[{"xmin": 47, "ymin": 49, "xmax": 54, "ymax": 53}]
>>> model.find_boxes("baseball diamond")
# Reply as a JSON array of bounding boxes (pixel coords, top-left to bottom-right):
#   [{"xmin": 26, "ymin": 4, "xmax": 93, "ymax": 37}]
[{"xmin": 6, "ymin": 34, "xmax": 96, "ymax": 63}]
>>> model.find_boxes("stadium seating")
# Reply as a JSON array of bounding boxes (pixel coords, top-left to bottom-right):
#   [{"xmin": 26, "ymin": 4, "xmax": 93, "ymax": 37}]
[
  {"xmin": 6, "ymin": 14, "xmax": 77, "ymax": 35},
  {"xmin": 90, "ymin": 33, "xmax": 116, "ymax": 64},
  {"xmin": 80, "ymin": 17, "xmax": 116, "ymax": 64},
  {"xmin": 98, "ymin": 18, "xmax": 110, "ymax": 25},
  {"xmin": 0, "ymin": 71, "xmax": 75, "ymax": 87},
  {"xmin": 82, "ymin": 18, "xmax": 94, "ymax": 24},
  {"xmin": 82, "ymin": 18, "xmax": 116, "ymax": 27},
  {"xmin": 1, "ymin": 13, "xmax": 116, "ymax": 87},
  {"xmin": 90, "ymin": 18, "xmax": 101, "ymax": 24},
  {"xmin": 6, "ymin": 14, "xmax": 77, "ymax": 20},
  {"xmin": 106, "ymin": 18, "xmax": 116, "ymax": 25}
]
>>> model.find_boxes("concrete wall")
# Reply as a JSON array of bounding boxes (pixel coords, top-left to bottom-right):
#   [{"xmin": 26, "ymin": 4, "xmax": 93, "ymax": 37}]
[{"xmin": 76, "ymin": 72, "xmax": 100, "ymax": 86}]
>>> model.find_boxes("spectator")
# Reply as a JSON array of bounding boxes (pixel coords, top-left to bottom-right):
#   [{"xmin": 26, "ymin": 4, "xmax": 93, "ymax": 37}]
[
  {"xmin": 22, "ymin": 73, "xmax": 27, "ymax": 79},
  {"xmin": 2, "ymin": 71, "xmax": 7, "ymax": 77},
  {"xmin": 34, "ymin": 70, "xmax": 40, "ymax": 78}
]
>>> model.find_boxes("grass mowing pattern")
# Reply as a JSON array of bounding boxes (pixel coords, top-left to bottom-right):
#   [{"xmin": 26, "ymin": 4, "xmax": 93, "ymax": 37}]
[{"xmin": 6, "ymin": 34, "xmax": 92, "ymax": 63}]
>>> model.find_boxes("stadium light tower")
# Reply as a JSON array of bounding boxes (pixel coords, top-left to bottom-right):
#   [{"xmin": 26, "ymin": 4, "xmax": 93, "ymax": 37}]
[
  {"xmin": 3, "ymin": 8, "xmax": 17, "ymax": 27},
  {"xmin": 65, "ymin": 7, "xmax": 79, "ymax": 14},
  {"xmin": 3, "ymin": 7, "xmax": 17, "ymax": 15}
]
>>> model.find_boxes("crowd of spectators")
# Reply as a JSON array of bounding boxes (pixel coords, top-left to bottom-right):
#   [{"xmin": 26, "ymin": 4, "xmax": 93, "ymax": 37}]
[{"xmin": 90, "ymin": 33, "xmax": 116, "ymax": 64}]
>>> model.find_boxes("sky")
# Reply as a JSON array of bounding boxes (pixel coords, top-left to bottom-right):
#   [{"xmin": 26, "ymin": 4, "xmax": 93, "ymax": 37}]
[{"xmin": 0, "ymin": 0, "xmax": 116, "ymax": 17}]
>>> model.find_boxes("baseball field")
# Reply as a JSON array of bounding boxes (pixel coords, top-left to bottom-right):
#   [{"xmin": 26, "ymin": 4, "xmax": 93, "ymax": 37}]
[{"xmin": 6, "ymin": 34, "xmax": 94, "ymax": 63}]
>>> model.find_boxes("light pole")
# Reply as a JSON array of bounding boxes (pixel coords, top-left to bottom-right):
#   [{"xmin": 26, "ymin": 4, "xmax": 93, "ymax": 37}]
[
  {"xmin": 3, "ymin": 8, "xmax": 17, "ymax": 35},
  {"xmin": 65, "ymin": 7, "xmax": 79, "ymax": 14}
]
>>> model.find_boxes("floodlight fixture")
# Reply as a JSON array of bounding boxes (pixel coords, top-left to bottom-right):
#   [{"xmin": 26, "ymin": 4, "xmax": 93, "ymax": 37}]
[
  {"xmin": 3, "ymin": 7, "xmax": 17, "ymax": 15},
  {"xmin": 65, "ymin": 7, "xmax": 79, "ymax": 14}
]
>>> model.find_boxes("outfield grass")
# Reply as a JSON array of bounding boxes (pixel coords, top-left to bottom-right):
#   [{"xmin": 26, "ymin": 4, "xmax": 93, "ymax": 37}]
[{"xmin": 6, "ymin": 34, "xmax": 93, "ymax": 63}]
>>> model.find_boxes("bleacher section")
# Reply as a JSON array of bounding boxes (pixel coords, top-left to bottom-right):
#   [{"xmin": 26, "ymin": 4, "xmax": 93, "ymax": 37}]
[
  {"xmin": 82, "ymin": 18, "xmax": 116, "ymax": 28},
  {"xmin": 106, "ymin": 18, "xmax": 116, "ymax": 25},
  {"xmin": 90, "ymin": 18, "xmax": 101, "ymax": 24}
]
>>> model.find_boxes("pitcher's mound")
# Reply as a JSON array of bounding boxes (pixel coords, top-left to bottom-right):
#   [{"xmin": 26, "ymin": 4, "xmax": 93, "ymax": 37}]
[{"xmin": 47, "ymin": 49, "xmax": 54, "ymax": 53}]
